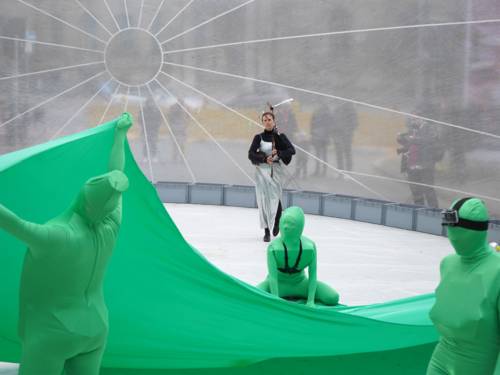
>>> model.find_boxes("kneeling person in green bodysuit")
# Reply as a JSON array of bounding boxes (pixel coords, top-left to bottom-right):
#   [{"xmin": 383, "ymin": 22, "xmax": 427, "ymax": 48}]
[
  {"xmin": 0, "ymin": 113, "xmax": 133, "ymax": 375},
  {"xmin": 427, "ymin": 197, "xmax": 500, "ymax": 375},
  {"xmin": 258, "ymin": 206, "xmax": 339, "ymax": 306}
]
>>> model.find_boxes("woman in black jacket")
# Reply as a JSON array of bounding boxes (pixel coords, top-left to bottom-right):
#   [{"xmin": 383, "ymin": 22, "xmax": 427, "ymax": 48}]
[{"xmin": 248, "ymin": 111, "xmax": 295, "ymax": 242}]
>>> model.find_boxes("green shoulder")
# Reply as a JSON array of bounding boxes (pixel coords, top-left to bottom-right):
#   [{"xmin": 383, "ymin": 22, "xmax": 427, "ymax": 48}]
[
  {"xmin": 268, "ymin": 237, "xmax": 284, "ymax": 252},
  {"xmin": 300, "ymin": 235, "xmax": 316, "ymax": 251}
]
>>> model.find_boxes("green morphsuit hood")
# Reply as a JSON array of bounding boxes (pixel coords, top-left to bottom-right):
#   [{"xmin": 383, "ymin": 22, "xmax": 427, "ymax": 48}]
[
  {"xmin": 447, "ymin": 198, "xmax": 489, "ymax": 259},
  {"xmin": 74, "ymin": 170, "xmax": 129, "ymax": 224},
  {"xmin": 279, "ymin": 206, "xmax": 305, "ymax": 242}
]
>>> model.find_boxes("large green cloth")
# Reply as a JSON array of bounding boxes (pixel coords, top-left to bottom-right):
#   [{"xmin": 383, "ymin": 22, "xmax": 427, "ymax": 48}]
[{"xmin": 0, "ymin": 120, "xmax": 439, "ymax": 374}]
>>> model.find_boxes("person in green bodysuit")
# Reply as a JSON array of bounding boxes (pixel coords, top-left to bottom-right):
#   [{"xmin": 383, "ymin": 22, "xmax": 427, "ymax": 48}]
[
  {"xmin": 257, "ymin": 206, "xmax": 339, "ymax": 306},
  {"xmin": 427, "ymin": 197, "xmax": 500, "ymax": 375},
  {"xmin": 0, "ymin": 113, "xmax": 132, "ymax": 375}
]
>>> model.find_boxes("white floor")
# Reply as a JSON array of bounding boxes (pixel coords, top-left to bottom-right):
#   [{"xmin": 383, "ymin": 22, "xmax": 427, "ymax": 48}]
[
  {"xmin": 167, "ymin": 204, "xmax": 450, "ymax": 306},
  {"xmin": 0, "ymin": 203, "xmax": 452, "ymax": 373}
]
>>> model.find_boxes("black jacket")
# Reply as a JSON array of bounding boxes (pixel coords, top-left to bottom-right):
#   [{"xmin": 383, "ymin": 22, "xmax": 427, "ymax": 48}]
[{"xmin": 248, "ymin": 130, "xmax": 296, "ymax": 166}]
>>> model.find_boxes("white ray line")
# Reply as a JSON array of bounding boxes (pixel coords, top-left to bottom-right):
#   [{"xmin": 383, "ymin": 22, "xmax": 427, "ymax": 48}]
[
  {"xmin": 138, "ymin": 86, "xmax": 156, "ymax": 182},
  {"xmin": 123, "ymin": 0, "xmax": 131, "ymax": 28},
  {"xmin": 342, "ymin": 169, "xmax": 500, "ymax": 204},
  {"xmin": 0, "ymin": 70, "xmax": 106, "ymax": 130},
  {"xmin": 147, "ymin": 0, "xmax": 167, "ymax": 31},
  {"xmin": 137, "ymin": 0, "xmax": 145, "ymax": 28},
  {"xmin": 0, "ymin": 36, "xmax": 104, "ymax": 53},
  {"xmin": 124, "ymin": 86, "xmax": 131, "ymax": 113},
  {"xmin": 161, "ymin": 70, "xmax": 500, "ymax": 203},
  {"xmin": 155, "ymin": 78, "xmax": 255, "ymax": 185},
  {"xmin": 154, "ymin": 0, "xmax": 195, "ymax": 37},
  {"xmin": 51, "ymin": 78, "xmax": 113, "ymax": 139},
  {"xmin": 146, "ymin": 82, "xmax": 196, "ymax": 183},
  {"xmin": 74, "ymin": 0, "xmax": 113, "ymax": 37},
  {"xmin": 160, "ymin": 0, "xmax": 255, "ymax": 45},
  {"xmin": 160, "ymin": 71, "xmax": 384, "ymax": 199},
  {"xmin": 163, "ymin": 61, "xmax": 500, "ymax": 140},
  {"xmin": 104, "ymin": 0, "xmax": 121, "ymax": 32},
  {"xmin": 15, "ymin": 0, "xmax": 107, "ymax": 45},
  {"xmin": 98, "ymin": 82, "xmax": 121, "ymax": 125},
  {"xmin": 163, "ymin": 18, "xmax": 500, "ymax": 54},
  {"xmin": 0, "ymin": 61, "xmax": 104, "ymax": 82}
]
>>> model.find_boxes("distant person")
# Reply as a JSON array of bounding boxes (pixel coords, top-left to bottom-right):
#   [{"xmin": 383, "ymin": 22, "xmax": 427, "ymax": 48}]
[
  {"xmin": 275, "ymin": 104, "xmax": 298, "ymax": 139},
  {"xmin": 439, "ymin": 104, "xmax": 468, "ymax": 184},
  {"xmin": 292, "ymin": 129, "xmax": 310, "ymax": 179},
  {"xmin": 258, "ymin": 206, "xmax": 339, "ymax": 307},
  {"xmin": 168, "ymin": 103, "xmax": 188, "ymax": 163},
  {"xmin": 427, "ymin": 197, "xmax": 499, "ymax": 375},
  {"xmin": 142, "ymin": 98, "xmax": 161, "ymax": 163},
  {"xmin": 248, "ymin": 109, "xmax": 295, "ymax": 242},
  {"xmin": 331, "ymin": 102, "xmax": 358, "ymax": 172},
  {"xmin": 397, "ymin": 118, "xmax": 441, "ymax": 207},
  {"xmin": 310, "ymin": 102, "xmax": 333, "ymax": 176}
]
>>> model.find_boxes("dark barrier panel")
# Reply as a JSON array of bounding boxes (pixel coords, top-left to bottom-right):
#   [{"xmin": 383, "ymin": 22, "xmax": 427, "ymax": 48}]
[
  {"xmin": 289, "ymin": 191, "xmax": 322, "ymax": 215},
  {"xmin": 385, "ymin": 203, "xmax": 420, "ymax": 231},
  {"xmin": 223, "ymin": 185, "xmax": 256, "ymax": 208},
  {"xmin": 322, "ymin": 194, "xmax": 355, "ymax": 220},
  {"xmin": 154, "ymin": 182, "xmax": 498, "ymax": 239},
  {"xmin": 354, "ymin": 198, "xmax": 390, "ymax": 225},
  {"xmin": 156, "ymin": 182, "xmax": 189, "ymax": 203},
  {"xmin": 416, "ymin": 208, "xmax": 446, "ymax": 236},
  {"xmin": 189, "ymin": 183, "xmax": 224, "ymax": 205}
]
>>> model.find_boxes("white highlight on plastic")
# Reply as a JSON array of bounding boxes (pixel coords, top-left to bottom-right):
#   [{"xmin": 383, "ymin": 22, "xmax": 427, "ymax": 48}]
[
  {"xmin": 163, "ymin": 18, "xmax": 500, "ymax": 55},
  {"xmin": 98, "ymin": 82, "xmax": 121, "ymax": 125},
  {"xmin": 124, "ymin": 86, "xmax": 131, "ymax": 113},
  {"xmin": 272, "ymin": 98, "xmax": 294, "ymax": 109},
  {"xmin": 156, "ymin": 77, "xmax": 255, "ymax": 185},
  {"xmin": 161, "ymin": 70, "xmax": 384, "ymax": 199},
  {"xmin": 0, "ymin": 71, "xmax": 107, "ymax": 130},
  {"xmin": 104, "ymin": 0, "xmax": 121, "ymax": 32},
  {"xmin": 137, "ymin": 0, "xmax": 145, "ymax": 28},
  {"xmin": 163, "ymin": 61, "xmax": 500, "ymax": 140},
  {"xmin": 123, "ymin": 0, "xmax": 131, "ymax": 28},
  {"xmin": 51, "ymin": 78, "xmax": 113, "ymax": 139},
  {"xmin": 15, "ymin": 0, "xmax": 108, "ymax": 45},
  {"xmin": 138, "ymin": 86, "xmax": 156, "ymax": 183},
  {"xmin": 0, "ymin": 61, "xmax": 104, "ymax": 82},
  {"xmin": 347, "ymin": 172, "xmax": 500, "ymax": 203},
  {"xmin": 74, "ymin": 0, "xmax": 113, "ymax": 37},
  {"xmin": 154, "ymin": 0, "xmax": 195, "ymax": 37},
  {"xmin": 147, "ymin": 0, "xmax": 168, "ymax": 31},
  {"xmin": 0, "ymin": 36, "xmax": 104, "ymax": 54},
  {"xmin": 146, "ymin": 82, "xmax": 197, "ymax": 183},
  {"xmin": 160, "ymin": 0, "xmax": 256, "ymax": 45}
]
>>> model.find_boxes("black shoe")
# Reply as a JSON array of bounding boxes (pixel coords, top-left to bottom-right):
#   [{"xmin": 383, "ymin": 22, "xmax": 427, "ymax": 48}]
[
  {"xmin": 263, "ymin": 228, "xmax": 271, "ymax": 242},
  {"xmin": 272, "ymin": 223, "xmax": 279, "ymax": 237}
]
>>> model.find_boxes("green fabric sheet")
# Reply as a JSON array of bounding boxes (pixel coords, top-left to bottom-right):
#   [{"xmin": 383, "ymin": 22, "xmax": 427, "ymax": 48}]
[{"xmin": 0, "ymin": 120, "xmax": 439, "ymax": 373}]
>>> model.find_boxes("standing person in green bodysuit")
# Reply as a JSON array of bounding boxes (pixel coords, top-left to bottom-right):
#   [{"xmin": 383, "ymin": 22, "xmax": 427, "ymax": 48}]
[
  {"xmin": 0, "ymin": 113, "xmax": 133, "ymax": 375},
  {"xmin": 427, "ymin": 197, "xmax": 500, "ymax": 375},
  {"xmin": 257, "ymin": 206, "xmax": 339, "ymax": 306}
]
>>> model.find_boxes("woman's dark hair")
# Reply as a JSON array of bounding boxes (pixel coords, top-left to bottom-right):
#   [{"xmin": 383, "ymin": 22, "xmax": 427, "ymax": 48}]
[{"xmin": 261, "ymin": 111, "xmax": 275, "ymax": 121}]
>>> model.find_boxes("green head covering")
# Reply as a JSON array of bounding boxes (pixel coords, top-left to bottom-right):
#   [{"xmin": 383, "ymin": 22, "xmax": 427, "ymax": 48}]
[
  {"xmin": 279, "ymin": 206, "xmax": 305, "ymax": 242},
  {"xmin": 447, "ymin": 198, "xmax": 489, "ymax": 258},
  {"xmin": 75, "ymin": 170, "xmax": 129, "ymax": 224}
]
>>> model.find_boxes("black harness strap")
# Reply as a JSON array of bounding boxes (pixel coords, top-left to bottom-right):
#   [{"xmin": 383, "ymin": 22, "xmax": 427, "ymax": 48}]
[{"xmin": 278, "ymin": 241, "xmax": 303, "ymax": 274}]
